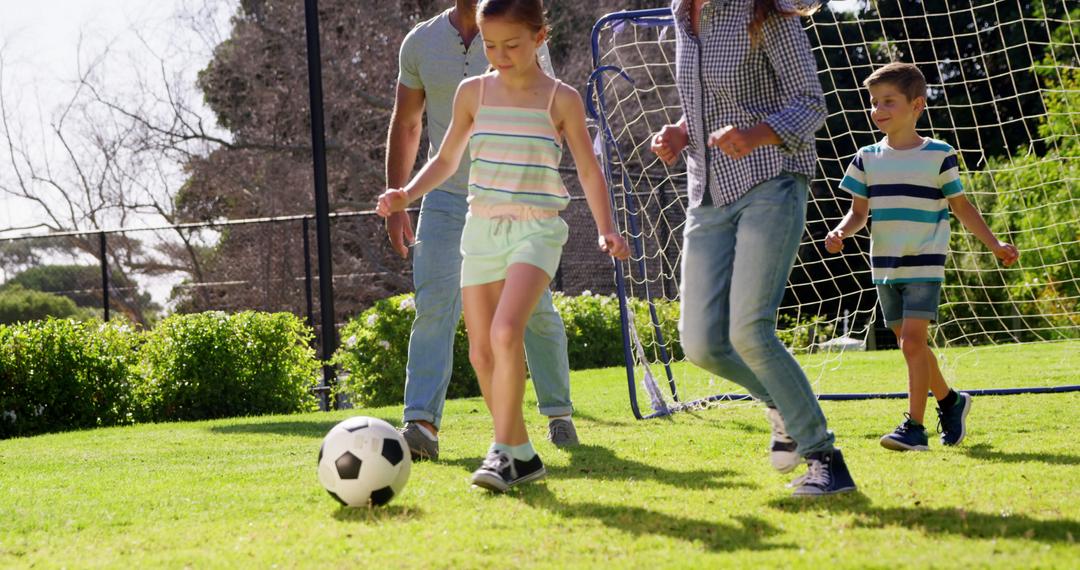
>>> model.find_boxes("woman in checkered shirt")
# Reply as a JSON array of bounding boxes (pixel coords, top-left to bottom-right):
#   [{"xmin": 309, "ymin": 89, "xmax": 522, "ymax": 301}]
[{"xmin": 650, "ymin": 0, "xmax": 857, "ymax": 497}]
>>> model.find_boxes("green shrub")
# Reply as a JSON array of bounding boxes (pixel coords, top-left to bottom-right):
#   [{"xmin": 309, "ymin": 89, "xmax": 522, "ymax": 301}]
[
  {"xmin": 0, "ymin": 319, "xmax": 140, "ymax": 439},
  {"xmin": 554, "ymin": 291, "xmax": 684, "ymax": 369},
  {"xmin": 331, "ymin": 291, "xmax": 684, "ymax": 407},
  {"xmin": 0, "ymin": 285, "xmax": 97, "ymax": 324},
  {"xmin": 332, "ymin": 294, "xmax": 477, "ymax": 408},
  {"xmin": 136, "ymin": 311, "xmax": 319, "ymax": 421}
]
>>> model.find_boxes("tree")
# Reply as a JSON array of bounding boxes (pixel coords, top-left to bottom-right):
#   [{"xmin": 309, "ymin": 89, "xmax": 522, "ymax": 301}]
[{"xmin": 0, "ymin": 284, "xmax": 96, "ymax": 324}]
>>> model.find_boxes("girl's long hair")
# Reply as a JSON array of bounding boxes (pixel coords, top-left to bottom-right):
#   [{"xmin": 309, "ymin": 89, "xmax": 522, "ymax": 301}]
[
  {"xmin": 476, "ymin": 0, "xmax": 549, "ymax": 72},
  {"xmin": 476, "ymin": 0, "xmax": 548, "ymax": 35}
]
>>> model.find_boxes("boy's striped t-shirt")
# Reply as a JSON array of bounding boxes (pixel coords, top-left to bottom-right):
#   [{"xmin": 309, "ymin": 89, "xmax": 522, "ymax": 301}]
[{"xmin": 839, "ymin": 138, "xmax": 964, "ymax": 284}]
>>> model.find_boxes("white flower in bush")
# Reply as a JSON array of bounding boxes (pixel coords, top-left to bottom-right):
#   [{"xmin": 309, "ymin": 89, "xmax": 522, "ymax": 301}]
[
  {"xmin": 366, "ymin": 314, "xmax": 378, "ymax": 327},
  {"xmin": 2, "ymin": 410, "xmax": 15, "ymax": 423},
  {"xmin": 582, "ymin": 290, "xmax": 592, "ymax": 297},
  {"xmin": 346, "ymin": 335, "xmax": 358, "ymax": 348},
  {"xmin": 378, "ymin": 340, "xmax": 391, "ymax": 350},
  {"xmin": 399, "ymin": 297, "xmax": 416, "ymax": 311}
]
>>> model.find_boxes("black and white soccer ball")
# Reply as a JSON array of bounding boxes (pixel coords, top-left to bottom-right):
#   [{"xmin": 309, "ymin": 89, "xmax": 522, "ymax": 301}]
[{"xmin": 317, "ymin": 416, "xmax": 411, "ymax": 507}]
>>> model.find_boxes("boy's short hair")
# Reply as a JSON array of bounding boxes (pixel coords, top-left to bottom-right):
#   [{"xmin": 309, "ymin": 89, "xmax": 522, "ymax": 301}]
[{"xmin": 864, "ymin": 62, "xmax": 927, "ymax": 102}]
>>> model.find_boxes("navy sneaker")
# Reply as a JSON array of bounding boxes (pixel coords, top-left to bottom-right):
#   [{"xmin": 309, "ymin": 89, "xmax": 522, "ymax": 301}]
[
  {"xmin": 791, "ymin": 449, "xmax": 857, "ymax": 497},
  {"xmin": 880, "ymin": 414, "xmax": 929, "ymax": 451},
  {"xmin": 937, "ymin": 392, "xmax": 972, "ymax": 446},
  {"xmin": 470, "ymin": 449, "xmax": 546, "ymax": 493}
]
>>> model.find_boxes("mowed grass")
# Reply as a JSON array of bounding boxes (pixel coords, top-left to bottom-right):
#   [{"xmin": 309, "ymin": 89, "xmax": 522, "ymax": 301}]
[{"xmin": 1, "ymin": 342, "xmax": 1078, "ymax": 569}]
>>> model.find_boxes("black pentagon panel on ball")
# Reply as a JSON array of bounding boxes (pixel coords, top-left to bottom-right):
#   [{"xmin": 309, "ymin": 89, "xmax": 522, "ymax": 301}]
[
  {"xmin": 318, "ymin": 442, "xmax": 324, "ymax": 465},
  {"xmin": 326, "ymin": 490, "xmax": 347, "ymax": 506},
  {"xmin": 381, "ymin": 437, "xmax": 404, "ymax": 466},
  {"xmin": 369, "ymin": 486, "xmax": 395, "ymax": 507},
  {"xmin": 334, "ymin": 451, "xmax": 363, "ymax": 479},
  {"xmin": 343, "ymin": 419, "xmax": 370, "ymax": 432}
]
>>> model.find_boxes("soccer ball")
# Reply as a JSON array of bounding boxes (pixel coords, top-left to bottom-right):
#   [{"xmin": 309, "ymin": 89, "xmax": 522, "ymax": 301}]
[{"xmin": 317, "ymin": 416, "xmax": 411, "ymax": 507}]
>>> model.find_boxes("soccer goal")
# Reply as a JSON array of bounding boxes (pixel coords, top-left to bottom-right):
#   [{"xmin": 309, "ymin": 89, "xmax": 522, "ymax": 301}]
[{"xmin": 586, "ymin": 3, "xmax": 1080, "ymax": 420}]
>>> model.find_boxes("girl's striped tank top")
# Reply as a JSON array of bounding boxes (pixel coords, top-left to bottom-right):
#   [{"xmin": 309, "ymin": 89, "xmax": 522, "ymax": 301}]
[{"xmin": 467, "ymin": 75, "xmax": 570, "ymax": 212}]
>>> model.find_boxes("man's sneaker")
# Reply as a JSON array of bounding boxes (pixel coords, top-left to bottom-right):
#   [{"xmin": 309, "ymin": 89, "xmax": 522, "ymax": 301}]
[
  {"xmin": 547, "ymin": 417, "xmax": 579, "ymax": 447},
  {"xmin": 879, "ymin": 414, "xmax": 930, "ymax": 451},
  {"xmin": 791, "ymin": 449, "xmax": 857, "ymax": 497},
  {"xmin": 401, "ymin": 422, "xmax": 439, "ymax": 461},
  {"xmin": 765, "ymin": 407, "xmax": 799, "ymax": 473},
  {"xmin": 937, "ymin": 392, "xmax": 972, "ymax": 446},
  {"xmin": 470, "ymin": 448, "xmax": 546, "ymax": 493}
]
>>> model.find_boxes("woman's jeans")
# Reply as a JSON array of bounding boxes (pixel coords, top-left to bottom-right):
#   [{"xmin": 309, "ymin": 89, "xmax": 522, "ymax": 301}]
[{"xmin": 679, "ymin": 173, "xmax": 835, "ymax": 456}]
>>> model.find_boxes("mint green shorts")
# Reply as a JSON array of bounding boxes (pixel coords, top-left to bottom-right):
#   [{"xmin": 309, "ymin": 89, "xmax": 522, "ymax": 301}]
[{"xmin": 460, "ymin": 213, "xmax": 569, "ymax": 287}]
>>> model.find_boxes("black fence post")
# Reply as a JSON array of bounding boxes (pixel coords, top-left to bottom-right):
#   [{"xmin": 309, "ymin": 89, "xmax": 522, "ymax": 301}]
[
  {"xmin": 99, "ymin": 232, "xmax": 110, "ymax": 322},
  {"xmin": 303, "ymin": 0, "xmax": 337, "ymax": 411},
  {"xmin": 302, "ymin": 217, "xmax": 315, "ymax": 331}
]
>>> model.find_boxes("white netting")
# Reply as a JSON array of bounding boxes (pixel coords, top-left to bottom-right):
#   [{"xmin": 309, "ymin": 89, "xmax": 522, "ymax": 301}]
[{"xmin": 588, "ymin": 2, "xmax": 1079, "ymax": 418}]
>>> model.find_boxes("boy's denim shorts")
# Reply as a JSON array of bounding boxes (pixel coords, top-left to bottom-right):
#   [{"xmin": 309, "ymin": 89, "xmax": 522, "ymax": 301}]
[{"xmin": 876, "ymin": 281, "xmax": 942, "ymax": 329}]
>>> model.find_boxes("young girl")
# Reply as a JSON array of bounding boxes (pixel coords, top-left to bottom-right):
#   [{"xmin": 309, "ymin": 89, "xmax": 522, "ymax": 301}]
[{"xmin": 376, "ymin": 0, "xmax": 629, "ymax": 492}]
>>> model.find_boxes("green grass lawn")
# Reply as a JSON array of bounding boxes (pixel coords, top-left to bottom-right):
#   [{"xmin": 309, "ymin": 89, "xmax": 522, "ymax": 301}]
[{"xmin": 2, "ymin": 342, "xmax": 1078, "ymax": 568}]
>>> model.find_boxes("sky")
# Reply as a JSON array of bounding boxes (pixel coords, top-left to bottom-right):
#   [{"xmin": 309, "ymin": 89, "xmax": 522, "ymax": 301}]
[{"xmin": 0, "ymin": 0, "xmax": 232, "ymax": 236}]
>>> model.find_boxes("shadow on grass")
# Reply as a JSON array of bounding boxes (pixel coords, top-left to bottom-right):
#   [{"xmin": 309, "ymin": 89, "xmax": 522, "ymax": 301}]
[
  {"xmin": 207, "ymin": 416, "xmax": 401, "ymax": 438},
  {"xmin": 331, "ymin": 503, "xmax": 423, "ymax": 523},
  {"xmin": 511, "ymin": 484, "xmax": 791, "ymax": 553},
  {"xmin": 963, "ymin": 443, "xmax": 1080, "ymax": 466},
  {"xmin": 569, "ymin": 410, "xmax": 633, "ymax": 428},
  {"xmin": 442, "ymin": 444, "xmax": 755, "ymax": 491},
  {"xmin": 770, "ymin": 493, "xmax": 1080, "ymax": 543}
]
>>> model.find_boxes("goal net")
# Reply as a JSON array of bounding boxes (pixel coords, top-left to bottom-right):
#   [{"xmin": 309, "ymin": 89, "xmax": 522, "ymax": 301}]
[{"xmin": 587, "ymin": 2, "xmax": 1079, "ymax": 419}]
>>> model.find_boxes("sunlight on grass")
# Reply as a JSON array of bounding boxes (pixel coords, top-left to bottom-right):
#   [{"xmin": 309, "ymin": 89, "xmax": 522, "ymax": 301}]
[{"xmin": 1, "ymin": 343, "xmax": 1078, "ymax": 568}]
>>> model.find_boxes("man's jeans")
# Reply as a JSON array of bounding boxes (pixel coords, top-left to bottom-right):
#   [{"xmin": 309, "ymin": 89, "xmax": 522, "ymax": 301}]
[
  {"xmin": 403, "ymin": 190, "xmax": 573, "ymax": 429},
  {"xmin": 679, "ymin": 173, "xmax": 834, "ymax": 456}
]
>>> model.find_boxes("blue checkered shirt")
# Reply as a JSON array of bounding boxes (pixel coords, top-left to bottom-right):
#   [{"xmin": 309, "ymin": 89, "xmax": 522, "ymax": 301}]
[{"xmin": 672, "ymin": 0, "xmax": 826, "ymax": 207}]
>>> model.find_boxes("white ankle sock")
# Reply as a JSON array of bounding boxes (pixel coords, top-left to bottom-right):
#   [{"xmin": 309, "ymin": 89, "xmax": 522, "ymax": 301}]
[{"xmin": 413, "ymin": 423, "xmax": 437, "ymax": 441}]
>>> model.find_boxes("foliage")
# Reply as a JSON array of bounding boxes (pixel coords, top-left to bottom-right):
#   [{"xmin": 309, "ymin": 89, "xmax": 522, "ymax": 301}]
[
  {"xmin": 943, "ymin": 63, "xmax": 1079, "ymax": 343},
  {"xmin": 332, "ymin": 294, "xmax": 476, "ymax": 408},
  {"xmin": 6, "ymin": 264, "xmax": 154, "ymax": 312},
  {"xmin": 0, "ymin": 285, "xmax": 97, "ymax": 324},
  {"xmin": 0, "ymin": 319, "xmax": 141, "ymax": 438},
  {"xmin": 777, "ymin": 313, "xmax": 837, "ymax": 353},
  {"xmin": 136, "ymin": 311, "xmax": 320, "ymax": 421},
  {"xmin": 1, "ymin": 343, "xmax": 1077, "ymax": 568}
]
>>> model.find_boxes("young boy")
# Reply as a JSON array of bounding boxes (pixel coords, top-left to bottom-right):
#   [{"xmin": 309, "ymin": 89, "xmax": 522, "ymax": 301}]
[{"xmin": 825, "ymin": 62, "xmax": 1019, "ymax": 451}]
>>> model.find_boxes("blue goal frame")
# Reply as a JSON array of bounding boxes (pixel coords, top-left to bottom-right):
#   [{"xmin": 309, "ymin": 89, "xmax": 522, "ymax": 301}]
[{"xmin": 585, "ymin": 8, "xmax": 1080, "ymax": 420}]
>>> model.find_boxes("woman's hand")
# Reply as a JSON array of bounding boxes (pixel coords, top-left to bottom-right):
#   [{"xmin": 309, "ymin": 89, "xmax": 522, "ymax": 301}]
[
  {"xmin": 709, "ymin": 124, "xmax": 779, "ymax": 160},
  {"xmin": 650, "ymin": 123, "xmax": 690, "ymax": 165},
  {"xmin": 375, "ymin": 189, "xmax": 410, "ymax": 218},
  {"xmin": 598, "ymin": 232, "xmax": 631, "ymax": 260}
]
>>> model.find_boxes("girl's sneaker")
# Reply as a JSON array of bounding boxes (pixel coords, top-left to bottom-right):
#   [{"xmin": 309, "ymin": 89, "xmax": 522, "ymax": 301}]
[
  {"xmin": 879, "ymin": 414, "xmax": 930, "ymax": 451},
  {"xmin": 937, "ymin": 392, "xmax": 972, "ymax": 446},
  {"xmin": 470, "ymin": 449, "xmax": 546, "ymax": 493}
]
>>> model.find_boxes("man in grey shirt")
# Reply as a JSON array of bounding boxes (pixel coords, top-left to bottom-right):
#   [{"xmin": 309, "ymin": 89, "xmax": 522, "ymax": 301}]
[{"xmin": 384, "ymin": 0, "xmax": 577, "ymax": 460}]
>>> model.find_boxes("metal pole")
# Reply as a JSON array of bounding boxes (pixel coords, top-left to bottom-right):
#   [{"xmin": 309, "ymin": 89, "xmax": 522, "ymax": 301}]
[
  {"xmin": 99, "ymin": 232, "xmax": 110, "ymax": 322},
  {"xmin": 302, "ymin": 217, "xmax": 315, "ymax": 331},
  {"xmin": 303, "ymin": 0, "xmax": 336, "ymax": 411}
]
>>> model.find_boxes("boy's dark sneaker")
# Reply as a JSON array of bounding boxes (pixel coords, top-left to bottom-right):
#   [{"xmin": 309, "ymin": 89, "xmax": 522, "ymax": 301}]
[
  {"xmin": 880, "ymin": 414, "xmax": 929, "ymax": 451},
  {"xmin": 791, "ymin": 449, "xmax": 857, "ymax": 497},
  {"xmin": 470, "ymin": 449, "xmax": 546, "ymax": 493},
  {"xmin": 937, "ymin": 391, "xmax": 972, "ymax": 446}
]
